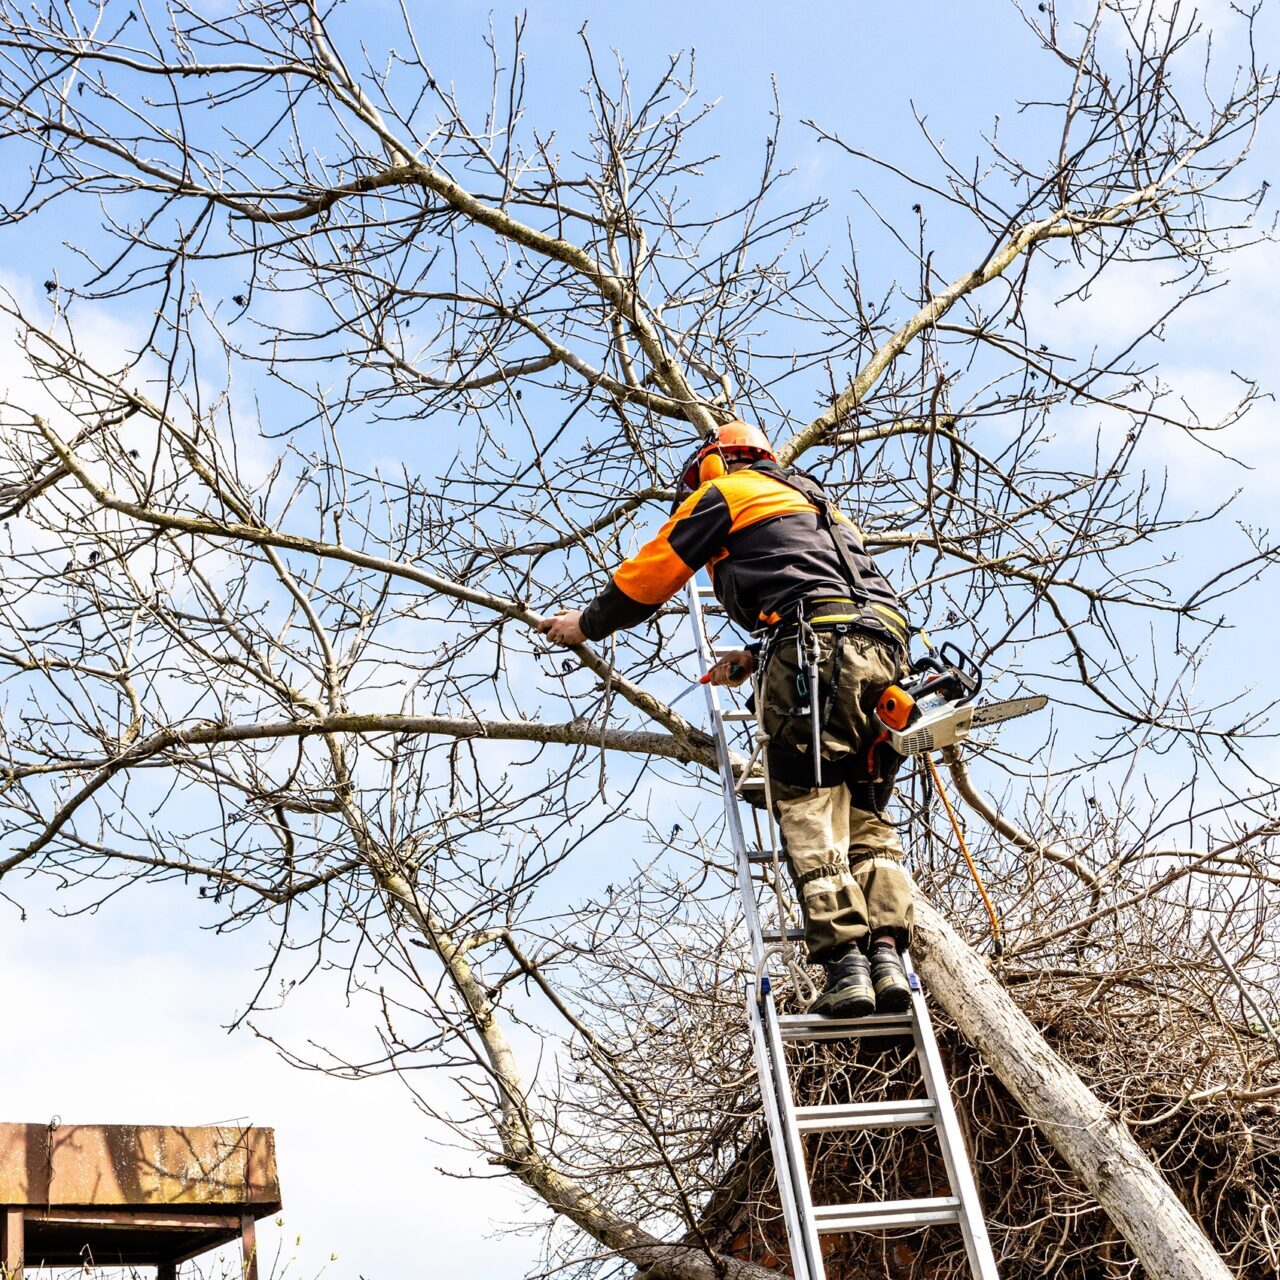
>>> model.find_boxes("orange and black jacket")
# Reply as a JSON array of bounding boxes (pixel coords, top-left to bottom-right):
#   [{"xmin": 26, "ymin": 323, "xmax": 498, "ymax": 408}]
[{"xmin": 580, "ymin": 461, "xmax": 904, "ymax": 644}]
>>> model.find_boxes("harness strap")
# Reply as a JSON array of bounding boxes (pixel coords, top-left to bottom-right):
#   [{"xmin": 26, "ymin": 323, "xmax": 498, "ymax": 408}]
[
  {"xmin": 806, "ymin": 597, "xmax": 910, "ymax": 649},
  {"xmin": 820, "ymin": 625, "xmax": 845, "ymax": 730},
  {"xmin": 767, "ymin": 598, "xmax": 910, "ymax": 651},
  {"xmin": 752, "ymin": 461, "xmax": 871, "ymax": 604}
]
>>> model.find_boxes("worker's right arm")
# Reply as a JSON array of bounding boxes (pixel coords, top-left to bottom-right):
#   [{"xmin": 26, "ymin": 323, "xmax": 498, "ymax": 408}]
[{"xmin": 579, "ymin": 482, "xmax": 732, "ymax": 641}]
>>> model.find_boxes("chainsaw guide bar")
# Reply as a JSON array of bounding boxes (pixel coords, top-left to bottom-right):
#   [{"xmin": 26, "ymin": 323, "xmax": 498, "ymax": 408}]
[{"xmin": 888, "ymin": 694, "xmax": 1048, "ymax": 756}]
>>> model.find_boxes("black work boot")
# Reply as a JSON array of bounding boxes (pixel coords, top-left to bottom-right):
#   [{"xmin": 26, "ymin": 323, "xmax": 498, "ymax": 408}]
[
  {"xmin": 811, "ymin": 945, "xmax": 875, "ymax": 1018},
  {"xmin": 869, "ymin": 939, "xmax": 911, "ymax": 1014}
]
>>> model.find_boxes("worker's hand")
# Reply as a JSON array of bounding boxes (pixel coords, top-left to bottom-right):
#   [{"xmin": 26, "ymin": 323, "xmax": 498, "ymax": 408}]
[
  {"xmin": 705, "ymin": 648, "xmax": 755, "ymax": 687},
  {"xmin": 536, "ymin": 609, "xmax": 586, "ymax": 647}
]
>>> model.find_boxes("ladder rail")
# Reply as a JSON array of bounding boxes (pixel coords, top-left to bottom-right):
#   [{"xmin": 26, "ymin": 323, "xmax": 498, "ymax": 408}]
[
  {"xmin": 759, "ymin": 984, "xmax": 825, "ymax": 1275},
  {"xmin": 688, "ymin": 580, "xmax": 823, "ymax": 1277},
  {"xmin": 687, "ymin": 583, "xmax": 767, "ymax": 974},
  {"xmin": 746, "ymin": 985, "xmax": 817, "ymax": 1280},
  {"xmin": 904, "ymin": 951, "xmax": 1001, "ymax": 1280}
]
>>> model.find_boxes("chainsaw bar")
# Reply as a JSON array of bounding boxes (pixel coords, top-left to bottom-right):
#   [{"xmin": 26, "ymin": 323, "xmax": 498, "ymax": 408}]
[
  {"xmin": 889, "ymin": 693, "xmax": 1048, "ymax": 756},
  {"xmin": 970, "ymin": 694, "xmax": 1048, "ymax": 727}
]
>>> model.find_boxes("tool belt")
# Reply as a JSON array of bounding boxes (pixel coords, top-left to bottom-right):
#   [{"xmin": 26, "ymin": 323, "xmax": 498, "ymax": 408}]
[
  {"xmin": 764, "ymin": 596, "xmax": 909, "ymax": 651},
  {"xmin": 755, "ymin": 597, "xmax": 909, "ymax": 798}
]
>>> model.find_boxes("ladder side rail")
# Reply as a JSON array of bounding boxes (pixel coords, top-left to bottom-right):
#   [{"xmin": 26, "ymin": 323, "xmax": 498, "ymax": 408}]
[
  {"xmin": 691, "ymin": 581, "xmax": 818, "ymax": 1276},
  {"xmin": 760, "ymin": 987, "xmax": 826, "ymax": 1279},
  {"xmin": 903, "ymin": 950, "xmax": 1002, "ymax": 1280},
  {"xmin": 746, "ymin": 984, "xmax": 816, "ymax": 1280},
  {"xmin": 687, "ymin": 581, "xmax": 766, "ymax": 971}
]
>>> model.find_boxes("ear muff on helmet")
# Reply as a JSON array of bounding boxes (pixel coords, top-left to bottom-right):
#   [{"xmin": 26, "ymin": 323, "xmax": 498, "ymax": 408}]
[
  {"xmin": 698, "ymin": 451, "xmax": 727, "ymax": 485},
  {"xmin": 677, "ymin": 448, "xmax": 706, "ymax": 498}
]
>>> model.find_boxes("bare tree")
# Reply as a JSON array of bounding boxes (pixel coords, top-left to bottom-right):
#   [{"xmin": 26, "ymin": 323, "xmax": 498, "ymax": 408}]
[{"xmin": 0, "ymin": 2, "xmax": 1276, "ymax": 1277}]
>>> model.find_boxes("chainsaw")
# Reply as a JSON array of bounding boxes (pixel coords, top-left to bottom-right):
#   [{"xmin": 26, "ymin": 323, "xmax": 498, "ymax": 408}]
[{"xmin": 874, "ymin": 641, "xmax": 1047, "ymax": 756}]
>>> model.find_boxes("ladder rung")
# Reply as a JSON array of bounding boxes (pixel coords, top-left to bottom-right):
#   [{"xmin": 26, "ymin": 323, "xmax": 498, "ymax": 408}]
[
  {"xmin": 762, "ymin": 926, "xmax": 805, "ymax": 944},
  {"xmin": 813, "ymin": 1196, "xmax": 961, "ymax": 1233},
  {"xmin": 720, "ymin": 709, "xmax": 755, "ymax": 722},
  {"xmin": 794, "ymin": 1099, "xmax": 936, "ymax": 1133},
  {"xmin": 696, "ymin": 584, "xmax": 718, "ymax": 596},
  {"xmin": 778, "ymin": 1011, "xmax": 913, "ymax": 1041},
  {"xmin": 735, "ymin": 774, "xmax": 765, "ymax": 790},
  {"xmin": 746, "ymin": 849, "xmax": 778, "ymax": 863},
  {"xmin": 711, "ymin": 644, "xmax": 745, "ymax": 656}
]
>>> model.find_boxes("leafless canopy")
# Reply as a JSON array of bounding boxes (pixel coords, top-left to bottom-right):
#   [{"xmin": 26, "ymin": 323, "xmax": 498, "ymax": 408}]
[{"xmin": 0, "ymin": 2, "xmax": 1276, "ymax": 1276}]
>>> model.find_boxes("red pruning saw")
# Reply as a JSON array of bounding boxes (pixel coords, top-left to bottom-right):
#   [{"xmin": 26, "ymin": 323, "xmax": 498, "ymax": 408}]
[
  {"xmin": 874, "ymin": 642, "xmax": 1047, "ymax": 756},
  {"xmin": 668, "ymin": 661, "xmax": 749, "ymax": 710}
]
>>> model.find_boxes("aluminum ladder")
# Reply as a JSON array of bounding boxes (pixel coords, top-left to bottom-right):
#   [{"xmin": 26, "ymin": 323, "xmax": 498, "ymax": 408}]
[{"xmin": 686, "ymin": 579, "xmax": 1000, "ymax": 1280}]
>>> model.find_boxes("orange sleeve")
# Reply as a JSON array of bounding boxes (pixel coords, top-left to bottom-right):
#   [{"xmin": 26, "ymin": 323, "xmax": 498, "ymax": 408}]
[{"xmin": 579, "ymin": 483, "xmax": 732, "ymax": 639}]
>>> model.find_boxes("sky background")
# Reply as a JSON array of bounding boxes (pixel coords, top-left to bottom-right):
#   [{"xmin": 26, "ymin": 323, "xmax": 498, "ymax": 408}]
[{"xmin": 3, "ymin": 1, "xmax": 1278, "ymax": 1277}]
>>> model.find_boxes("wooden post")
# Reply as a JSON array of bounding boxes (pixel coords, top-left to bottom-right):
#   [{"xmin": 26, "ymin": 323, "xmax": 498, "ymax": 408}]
[
  {"xmin": 2, "ymin": 1208, "xmax": 24, "ymax": 1280},
  {"xmin": 239, "ymin": 1213, "xmax": 258, "ymax": 1280},
  {"xmin": 157, "ymin": 1263, "xmax": 177, "ymax": 1280}
]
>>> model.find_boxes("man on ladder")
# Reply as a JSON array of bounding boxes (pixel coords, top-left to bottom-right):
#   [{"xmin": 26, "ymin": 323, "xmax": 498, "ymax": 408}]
[{"xmin": 539, "ymin": 422, "xmax": 914, "ymax": 1019}]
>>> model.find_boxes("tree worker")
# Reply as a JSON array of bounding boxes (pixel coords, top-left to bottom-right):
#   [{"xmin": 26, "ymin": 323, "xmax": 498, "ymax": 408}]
[{"xmin": 537, "ymin": 421, "xmax": 914, "ymax": 1018}]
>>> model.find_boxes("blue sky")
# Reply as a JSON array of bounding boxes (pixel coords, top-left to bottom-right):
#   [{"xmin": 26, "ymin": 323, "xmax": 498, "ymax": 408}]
[{"xmin": 3, "ymin": 2, "xmax": 1279, "ymax": 1277}]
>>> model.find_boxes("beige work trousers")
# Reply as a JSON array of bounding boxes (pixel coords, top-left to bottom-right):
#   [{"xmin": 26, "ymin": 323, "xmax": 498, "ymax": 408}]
[
  {"xmin": 761, "ymin": 625, "xmax": 915, "ymax": 961},
  {"xmin": 775, "ymin": 783, "xmax": 915, "ymax": 962}
]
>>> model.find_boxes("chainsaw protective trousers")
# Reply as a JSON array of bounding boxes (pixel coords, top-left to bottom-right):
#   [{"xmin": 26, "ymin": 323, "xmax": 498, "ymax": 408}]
[{"xmin": 773, "ymin": 783, "xmax": 915, "ymax": 962}]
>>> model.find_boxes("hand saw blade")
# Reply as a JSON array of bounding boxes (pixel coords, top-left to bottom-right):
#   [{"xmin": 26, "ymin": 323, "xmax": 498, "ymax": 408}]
[
  {"xmin": 969, "ymin": 694, "xmax": 1048, "ymax": 728},
  {"xmin": 667, "ymin": 681, "xmax": 701, "ymax": 709}
]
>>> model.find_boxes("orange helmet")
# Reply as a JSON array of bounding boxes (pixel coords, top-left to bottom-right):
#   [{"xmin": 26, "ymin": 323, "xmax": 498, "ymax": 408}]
[{"xmin": 677, "ymin": 420, "xmax": 775, "ymax": 494}]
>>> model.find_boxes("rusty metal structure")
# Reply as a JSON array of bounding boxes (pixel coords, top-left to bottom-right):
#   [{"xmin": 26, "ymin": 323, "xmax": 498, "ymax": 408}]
[{"xmin": 0, "ymin": 1122, "xmax": 280, "ymax": 1278}]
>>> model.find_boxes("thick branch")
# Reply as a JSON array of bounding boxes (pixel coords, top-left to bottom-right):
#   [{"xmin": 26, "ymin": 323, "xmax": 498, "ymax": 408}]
[
  {"xmin": 32, "ymin": 418, "xmax": 715, "ymax": 757},
  {"xmin": 380, "ymin": 869, "xmax": 780, "ymax": 1280},
  {"xmin": 913, "ymin": 896, "xmax": 1233, "ymax": 1280},
  {"xmin": 779, "ymin": 168, "xmax": 1204, "ymax": 464},
  {"xmin": 0, "ymin": 711, "xmax": 714, "ymax": 877}
]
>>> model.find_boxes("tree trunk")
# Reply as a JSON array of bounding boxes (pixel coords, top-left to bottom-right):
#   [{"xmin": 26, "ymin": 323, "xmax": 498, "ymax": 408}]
[{"xmin": 912, "ymin": 897, "xmax": 1232, "ymax": 1280}]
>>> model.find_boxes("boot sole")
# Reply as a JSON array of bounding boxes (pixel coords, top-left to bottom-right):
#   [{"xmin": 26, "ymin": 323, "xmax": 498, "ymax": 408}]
[{"xmin": 813, "ymin": 985, "xmax": 876, "ymax": 1018}]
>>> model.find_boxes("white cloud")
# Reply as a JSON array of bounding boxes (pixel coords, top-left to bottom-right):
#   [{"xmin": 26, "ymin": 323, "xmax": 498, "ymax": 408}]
[
  {"xmin": 1083, "ymin": 0, "xmax": 1252, "ymax": 59},
  {"xmin": 1016, "ymin": 235, "xmax": 1280, "ymax": 512}
]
